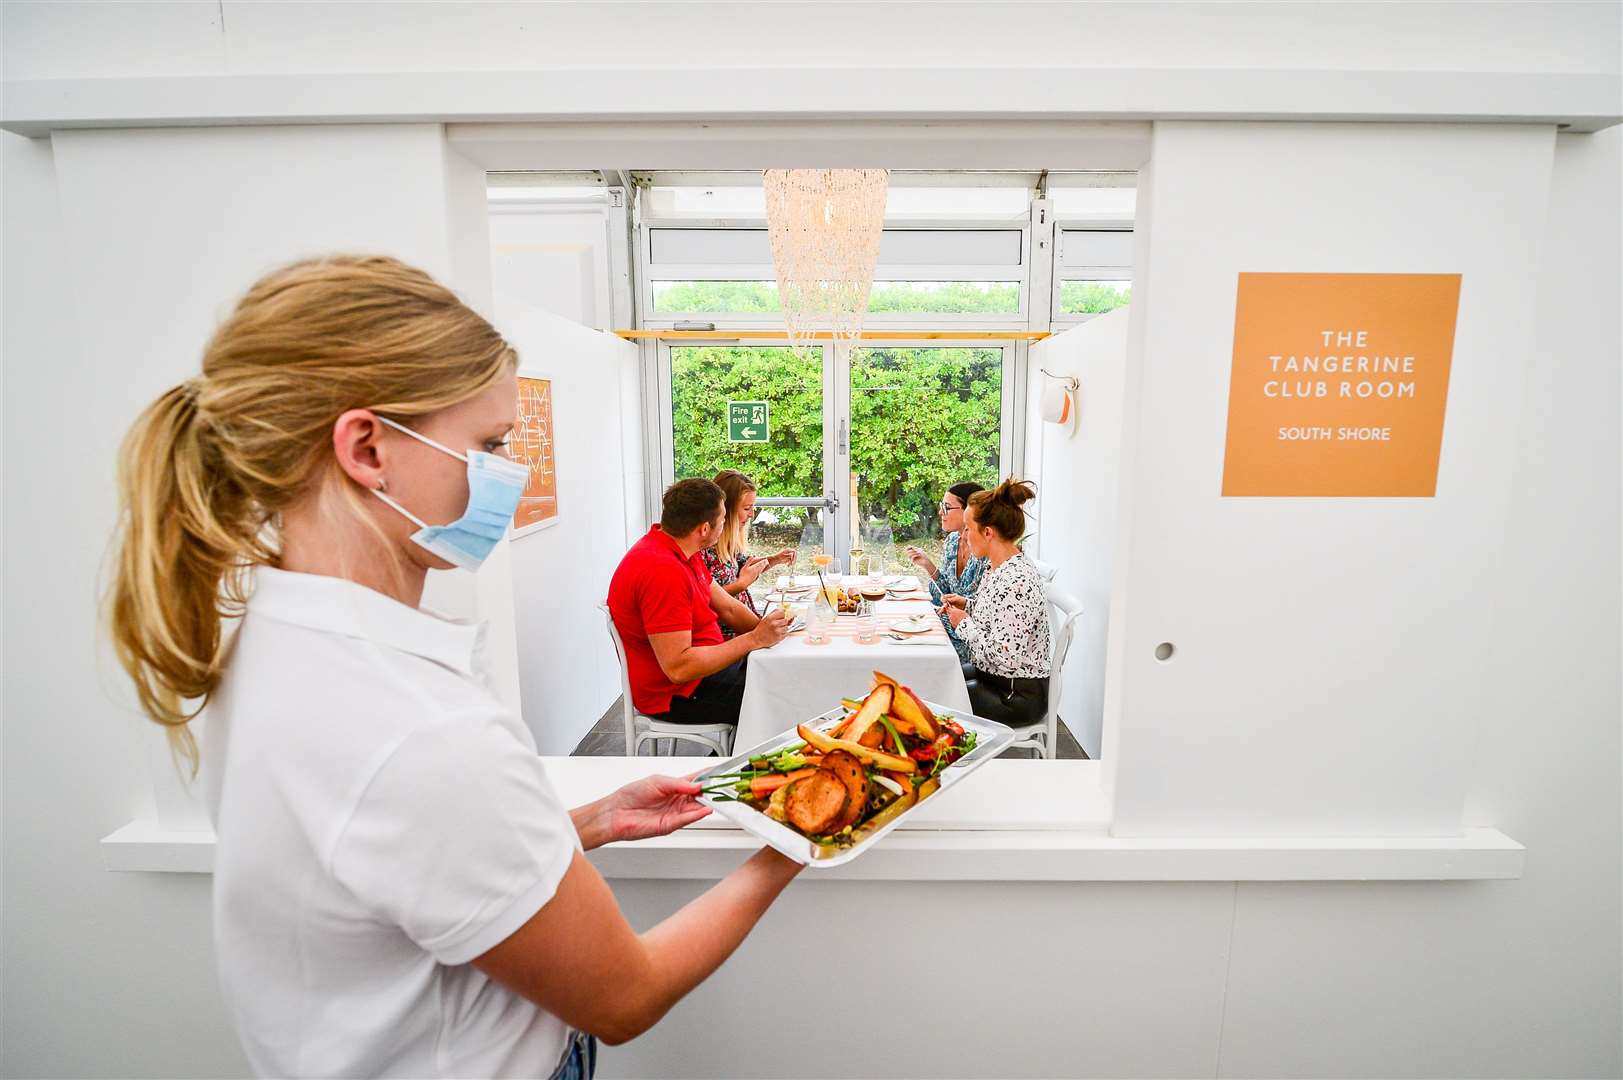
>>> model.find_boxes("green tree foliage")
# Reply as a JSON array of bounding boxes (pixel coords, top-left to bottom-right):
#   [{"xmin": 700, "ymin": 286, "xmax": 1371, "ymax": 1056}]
[
  {"xmin": 1058, "ymin": 281, "xmax": 1131, "ymax": 314},
  {"xmin": 848, "ymin": 347, "xmax": 1000, "ymax": 534},
  {"xmin": 654, "ymin": 280, "xmax": 1019, "ymax": 315},
  {"xmin": 670, "ymin": 346, "xmax": 1001, "ymax": 546},
  {"xmin": 671, "ymin": 346, "xmax": 824, "ymax": 499}
]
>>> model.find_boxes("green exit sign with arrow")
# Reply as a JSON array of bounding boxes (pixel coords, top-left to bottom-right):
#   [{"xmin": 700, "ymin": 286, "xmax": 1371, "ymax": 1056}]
[{"xmin": 727, "ymin": 401, "xmax": 769, "ymax": 443}]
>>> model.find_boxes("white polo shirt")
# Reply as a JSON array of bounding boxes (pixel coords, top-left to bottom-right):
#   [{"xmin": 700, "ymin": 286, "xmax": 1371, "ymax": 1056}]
[{"xmin": 203, "ymin": 567, "xmax": 580, "ymax": 1079}]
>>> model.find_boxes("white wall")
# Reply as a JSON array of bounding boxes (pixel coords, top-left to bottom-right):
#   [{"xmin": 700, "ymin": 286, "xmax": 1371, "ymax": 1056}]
[
  {"xmin": 494, "ymin": 297, "xmax": 639, "ymax": 755},
  {"xmin": 490, "ymin": 205, "xmax": 615, "ymax": 331},
  {"xmin": 1030, "ymin": 309, "xmax": 1131, "ymax": 759},
  {"xmin": 5, "ymin": 1, "xmax": 1618, "ymax": 80},
  {"xmin": 1108, "ymin": 122, "xmax": 1560, "ymax": 838}
]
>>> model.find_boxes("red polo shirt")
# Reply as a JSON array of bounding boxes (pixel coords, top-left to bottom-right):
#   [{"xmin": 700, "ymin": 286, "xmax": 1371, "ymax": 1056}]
[{"xmin": 607, "ymin": 525, "xmax": 725, "ymax": 715}]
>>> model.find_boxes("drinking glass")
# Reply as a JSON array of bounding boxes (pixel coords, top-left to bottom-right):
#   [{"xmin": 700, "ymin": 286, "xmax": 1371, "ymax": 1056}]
[
  {"xmin": 806, "ymin": 591, "xmax": 835, "ymax": 645},
  {"xmin": 854, "ymin": 600, "xmax": 878, "ymax": 644}
]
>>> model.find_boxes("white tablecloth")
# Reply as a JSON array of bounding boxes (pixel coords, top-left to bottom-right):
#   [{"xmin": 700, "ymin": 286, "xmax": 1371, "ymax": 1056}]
[{"xmin": 733, "ymin": 578, "xmax": 971, "ymax": 752}]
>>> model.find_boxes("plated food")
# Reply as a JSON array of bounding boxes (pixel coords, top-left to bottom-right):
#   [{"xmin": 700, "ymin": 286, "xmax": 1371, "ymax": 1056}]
[{"xmin": 702, "ymin": 670, "xmax": 979, "ymax": 852}]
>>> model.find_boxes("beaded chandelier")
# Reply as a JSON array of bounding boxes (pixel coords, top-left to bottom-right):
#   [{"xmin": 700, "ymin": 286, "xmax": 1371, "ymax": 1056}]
[{"xmin": 762, "ymin": 168, "xmax": 889, "ymax": 350}]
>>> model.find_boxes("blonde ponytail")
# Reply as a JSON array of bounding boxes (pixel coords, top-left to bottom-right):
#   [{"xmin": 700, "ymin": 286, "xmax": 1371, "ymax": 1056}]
[
  {"xmin": 108, "ymin": 383, "xmax": 266, "ymax": 772},
  {"xmin": 106, "ymin": 256, "xmax": 517, "ymax": 773}
]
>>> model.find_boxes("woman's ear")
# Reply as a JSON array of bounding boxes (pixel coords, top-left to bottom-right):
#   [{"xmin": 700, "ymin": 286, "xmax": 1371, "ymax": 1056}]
[{"xmin": 332, "ymin": 409, "xmax": 388, "ymax": 491}]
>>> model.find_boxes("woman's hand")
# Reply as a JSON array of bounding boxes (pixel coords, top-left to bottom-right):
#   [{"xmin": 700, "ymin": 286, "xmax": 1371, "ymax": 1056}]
[
  {"xmin": 766, "ymin": 547, "xmax": 796, "ymax": 568},
  {"xmin": 941, "ymin": 593, "xmax": 968, "ymax": 610},
  {"xmin": 905, "ymin": 545, "xmax": 938, "ymax": 578},
  {"xmin": 944, "ymin": 604, "xmax": 969, "ymax": 629},
  {"xmin": 573, "ymin": 775, "xmax": 712, "ymax": 849},
  {"xmin": 737, "ymin": 556, "xmax": 770, "ymax": 588}
]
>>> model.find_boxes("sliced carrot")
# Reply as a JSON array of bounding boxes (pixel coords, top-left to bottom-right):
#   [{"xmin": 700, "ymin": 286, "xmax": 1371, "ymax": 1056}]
[{"xmin": 749, "ymin": 768, "xmax": 818, "ymax": 798}]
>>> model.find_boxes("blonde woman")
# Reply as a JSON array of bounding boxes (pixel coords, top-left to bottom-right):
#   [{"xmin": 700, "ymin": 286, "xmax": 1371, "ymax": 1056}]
[
  {"xmin": 106, "ymin": 256, "xmax": 801, "ymax": 1079},
  {"xmin": 701, "ymin": 470, "xmax": 794, "ymax": 638}
]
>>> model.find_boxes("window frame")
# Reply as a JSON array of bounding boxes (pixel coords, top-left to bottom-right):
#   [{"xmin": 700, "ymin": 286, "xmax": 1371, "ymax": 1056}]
[
  {"xmin": 637, "ymin": 216, "xmax": 1033, "ymax": 329},
  {"xmin": 655, "ymin": 336, "xmax": 1017, "ymax": 569},
  {"xmin": 1048, "ymin": 220, "xmax": 1136, "ymax": 329}
]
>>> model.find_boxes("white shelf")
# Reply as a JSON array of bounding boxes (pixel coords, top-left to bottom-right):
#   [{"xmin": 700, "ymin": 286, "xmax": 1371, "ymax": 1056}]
[{"xmin": 101, "ymin": 757, "xmax": 1523, "ymax": 882}]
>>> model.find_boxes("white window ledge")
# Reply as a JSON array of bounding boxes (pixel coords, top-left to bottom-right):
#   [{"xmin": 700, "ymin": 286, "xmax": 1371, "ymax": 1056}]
[{"xmin": 101, "ymin": 758, "xmax": 1524, "ymax": 882}]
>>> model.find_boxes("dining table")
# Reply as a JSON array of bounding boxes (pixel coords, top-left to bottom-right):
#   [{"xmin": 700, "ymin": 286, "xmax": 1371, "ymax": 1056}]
[{"xmin": 731, "ymin": 573, "xmax": 974, "ymax": 752}]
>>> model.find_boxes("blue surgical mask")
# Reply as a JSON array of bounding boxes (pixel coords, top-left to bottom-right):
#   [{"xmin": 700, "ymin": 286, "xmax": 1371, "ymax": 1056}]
[{"xmin": 371, "ymin": 416, "xmax": 529, "ymax": 571}]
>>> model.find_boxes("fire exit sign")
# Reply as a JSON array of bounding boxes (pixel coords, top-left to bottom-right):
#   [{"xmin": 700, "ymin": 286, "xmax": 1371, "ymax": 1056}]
[{"xmin": 727, "ymin": 401, "xmax": 769, "ymax": 443}]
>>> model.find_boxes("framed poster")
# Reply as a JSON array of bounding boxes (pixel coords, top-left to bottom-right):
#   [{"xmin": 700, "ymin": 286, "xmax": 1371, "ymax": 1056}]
[{"xmin": 511, "ymin": 372, "xmax": 559, "ymax": 536}]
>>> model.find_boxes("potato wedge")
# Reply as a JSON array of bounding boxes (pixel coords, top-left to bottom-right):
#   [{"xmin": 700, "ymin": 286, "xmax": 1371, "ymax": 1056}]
[
  {"xmin": 842, "ymin": 684, "xmax": 893, "ymax": 746},
  {"xmin": 889, "ymin": 685, "xmax": 937, "ymax": 741},
  {"xmin": 798, "ymin": 723, "xmax": 917, "ymax": 773}
]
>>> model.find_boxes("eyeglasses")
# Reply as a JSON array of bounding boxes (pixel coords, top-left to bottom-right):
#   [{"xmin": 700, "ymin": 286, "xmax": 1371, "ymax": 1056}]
[{"xmin": 939, "ymin": 501, "xmax": 961, "ymax": 513}]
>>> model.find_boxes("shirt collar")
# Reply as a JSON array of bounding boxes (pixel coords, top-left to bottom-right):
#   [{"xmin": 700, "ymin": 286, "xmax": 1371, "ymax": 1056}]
[
  {"xmin": 647, "ymin": 524, "xmax": 701, "ymax": 566},
  {"xmin": 248, "ymin": 566, "xmax": 486, "ymax": 680}
]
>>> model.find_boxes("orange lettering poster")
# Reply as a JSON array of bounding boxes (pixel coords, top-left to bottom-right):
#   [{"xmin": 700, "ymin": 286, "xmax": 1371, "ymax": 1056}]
[
  {"xmin": 512, "ymin": 375, "xmax": 558, "ymax": 534},
  {"xmin": 1221, "ymin": 272, "xmax": 1461, "ymax": 497}
]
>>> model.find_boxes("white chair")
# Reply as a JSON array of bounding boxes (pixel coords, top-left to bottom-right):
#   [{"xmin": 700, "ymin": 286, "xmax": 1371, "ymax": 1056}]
[
  {"xmin": 599, "ymin": 604, "xmax": 736, "ymax": 758},
  {"xmin": 1005, "ymin": 583, "xmax": 1082, "ymax": 758},
  {"xmin": 1027, "ymin": 555, "xmax": 1060, "ymax": 583}
]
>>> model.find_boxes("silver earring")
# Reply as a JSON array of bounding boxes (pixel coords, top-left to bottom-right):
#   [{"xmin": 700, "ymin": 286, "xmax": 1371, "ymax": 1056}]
[{"xmin": 376, "ymin": 479, "xmax": 388, "ymax": 494}]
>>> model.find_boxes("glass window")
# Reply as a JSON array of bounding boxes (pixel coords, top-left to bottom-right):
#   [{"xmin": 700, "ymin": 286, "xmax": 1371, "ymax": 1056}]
[
  {"xmin": 653, "ymin": 280, "xmax": 1020, "ymax": 316},
  {"xmin": 848, "ymin": 347, "xmax": 1003, "ymax": 572},
  {"xmin": 645, "ymin": 184, "xmax": 1030, "ymax": 221},
  {"xmin": 1051, "ymin": 279, "xmax": 1129, "ymax": 313},
  {"xmin": 669, "ymin": 345, "xmax": 824, "ymax": 496},
  {"xmin": 1058, "ymin": 280, "xmax": 1132, "ymax": 316},
  {"xmin": 653, "ymin": 281, "xmax": 779, "ymax": 314},
  {"xmin": 1050, "ymin": 186, "xmax": 1137, "ymax": 221},
  {"xmin": 745, "ymin": 505, "xmax": 832, "ymax": 580}
]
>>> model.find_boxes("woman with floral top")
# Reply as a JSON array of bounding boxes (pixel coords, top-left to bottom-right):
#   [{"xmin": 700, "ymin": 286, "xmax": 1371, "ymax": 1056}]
[
  {"xmin": 904, "ymin": 482, "xmax": 989, "ymax": 661},
  {"xmin": 702, "ymin": 470, "xmax": 795, "ymax": 639},
  {"xmin": 942, "ymin": 480, "xmax": 1052, "ymax": 729}
]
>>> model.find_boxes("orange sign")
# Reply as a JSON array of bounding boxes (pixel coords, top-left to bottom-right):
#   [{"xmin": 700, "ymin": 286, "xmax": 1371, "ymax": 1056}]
[
  {"xmin": 512, "ymin": 375, "xmax": 558, "ymax": 531},
  {"xmin": 1221, "ymin": 272, "xmax": 1461, "ymax": 497}
]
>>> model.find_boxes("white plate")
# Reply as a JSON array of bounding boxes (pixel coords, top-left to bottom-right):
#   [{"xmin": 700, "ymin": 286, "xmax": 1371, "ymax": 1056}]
[
  {"xmin": 890, "ymin": 613, "xmax": 939, "ymax": 634},
  {"xmin": 694, "ymin": 701, "xmax": 1016, "ymax": 867}
]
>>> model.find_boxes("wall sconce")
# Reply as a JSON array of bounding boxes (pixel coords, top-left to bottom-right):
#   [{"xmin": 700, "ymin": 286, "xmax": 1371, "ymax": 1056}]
[{"xmin": 1039, "ymin": 367, "xmax": 1079, "ymax": 431}]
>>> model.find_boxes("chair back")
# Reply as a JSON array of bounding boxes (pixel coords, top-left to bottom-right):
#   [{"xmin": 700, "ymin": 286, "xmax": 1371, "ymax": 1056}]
[
  {"xmin": 1042, "ymin": 584, "xmax": 1084, "ymax": 749},
  {"xmin": 599, "ymin": 603, "xmax": 639, "ymax": 751},
  {"xmin": 1027, "ymin": 556, "xmax": 1061, "ymax": 583}
]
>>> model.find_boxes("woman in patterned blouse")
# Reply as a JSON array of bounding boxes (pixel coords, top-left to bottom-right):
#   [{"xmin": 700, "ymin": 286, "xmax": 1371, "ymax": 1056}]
[
  {"xmin": 703, "ymin": 470, "xmax": 795, "ymax": 639},
  {"xmin": 904, "ymin": 482, "xmax": 989, "ymax": 661},
  {"xmin": 942, "ymin": 480, "xmax": 1052, "ymax": 729}
]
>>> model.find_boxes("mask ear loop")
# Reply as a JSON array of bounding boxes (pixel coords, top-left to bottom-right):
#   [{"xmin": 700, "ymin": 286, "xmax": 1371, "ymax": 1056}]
[
  {"xmin": 376, "ymin": 414, "xmax": 468, "ymax": 463},
  {"xmin": 372, "ymin": 482, "xmax": 429, "ymax": 529}
]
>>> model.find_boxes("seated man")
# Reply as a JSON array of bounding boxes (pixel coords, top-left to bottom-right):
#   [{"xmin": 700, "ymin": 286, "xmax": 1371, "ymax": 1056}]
[{"xmin": 608, "ymin": 477, "xmax": 789, "ymax": 728}]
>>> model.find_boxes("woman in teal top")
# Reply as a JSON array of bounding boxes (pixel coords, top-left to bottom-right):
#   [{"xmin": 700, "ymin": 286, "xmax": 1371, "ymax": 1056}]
[{"xmin": 904, "ymin": 482, "xmax": 989, "ymax": 661}]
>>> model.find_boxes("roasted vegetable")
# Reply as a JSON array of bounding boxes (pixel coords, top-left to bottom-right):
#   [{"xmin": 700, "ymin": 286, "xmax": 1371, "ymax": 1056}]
[
  {"xmin": 819, "ymin": 750, "xmax": 869, "ymax": 832},
  {"xmin": 749, "ymin": 768, "xmax": 817, "ymax": 798},
  {"xmin": 843, "ymin": 684, "xmax": 893, "ymax": 746},
  {"xmin": 834, "ymin": 776, "xmax": 918, "ymax": 847},
  {"xmin": 798, "ymin": 722, "xmax": 917, "ymax": 773},
  {"xmin": 872, "ymin": 671, "xmax": 937, "ymax": 740},
  {"xmin": 785, "ymin": 770, "xmax": 850, "ymax": 834},
  {"xmin": 765, "ymin": 779, "xmax": 792, "ymax": 823}
]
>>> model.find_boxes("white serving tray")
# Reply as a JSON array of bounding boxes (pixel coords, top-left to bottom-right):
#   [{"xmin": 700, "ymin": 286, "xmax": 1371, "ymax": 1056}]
[{"xmin": 695, "ymin": 698, "xmax": 1016, "ymax": 867}]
